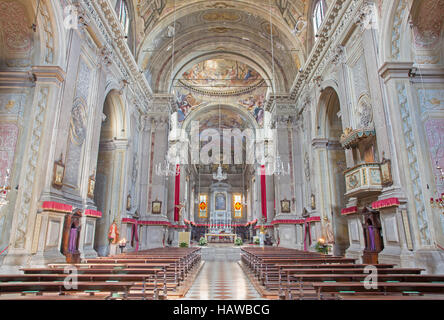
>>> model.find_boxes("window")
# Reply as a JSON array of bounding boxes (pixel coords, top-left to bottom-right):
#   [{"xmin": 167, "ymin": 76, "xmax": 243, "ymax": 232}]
[
  {"xmin": 313, "ymin": 0, "xmax": 326, "ymax": 37},
  {"xmin": 116, "ymin": 0, "xmax": 130, "ymax": 36}
]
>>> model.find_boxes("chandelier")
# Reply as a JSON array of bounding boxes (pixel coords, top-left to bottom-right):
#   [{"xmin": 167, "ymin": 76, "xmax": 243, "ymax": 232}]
[
  {"xmin": 213, "ymin": 165, "xmax": 227, "ymax": 182},
  {"xmin": 0, "ymin": 169, "xmax": 11, "ymax": 209},
  {"xmin": 155, "ymin": 157, "xmax": 180, "ymax": 177},
  {"xmin": 274, "ymin": 154, "xmax": 290, "ymax": 176}
]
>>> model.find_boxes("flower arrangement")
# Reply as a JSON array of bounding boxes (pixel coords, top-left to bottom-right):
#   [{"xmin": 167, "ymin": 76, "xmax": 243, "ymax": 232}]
[
  {"xmin": 254, "ymin": 237, "xmax": 260, "ymax": 245},
  {"xmin": 234, "ymin": 237, "xmax": 243, "ymax": 246},
  {"xmin": 179, "ymin": 242, "xmax": 189, "ymax": 248},
  {"xmin": 198, "ymin": 237, "xmax": 208, "ymax": 246},
  {"xmin": 315, "ymin": 238, "xmax": 329, "ymax": 254}
]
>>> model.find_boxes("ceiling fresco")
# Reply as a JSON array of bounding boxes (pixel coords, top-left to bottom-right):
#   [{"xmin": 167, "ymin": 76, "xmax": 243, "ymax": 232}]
[
  {"xmin": 176, "ymin": 59, "xmax": 267, "ymax": 125},
  {"xmin": 180, "ymin": 59, "xmax": 263, "ymax": 94}
]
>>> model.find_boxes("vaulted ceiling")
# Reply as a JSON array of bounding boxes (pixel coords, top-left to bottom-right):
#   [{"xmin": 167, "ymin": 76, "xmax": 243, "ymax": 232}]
[{"xmin": 133, "ymin": 0, "xmax": 318, "ymax": 94}]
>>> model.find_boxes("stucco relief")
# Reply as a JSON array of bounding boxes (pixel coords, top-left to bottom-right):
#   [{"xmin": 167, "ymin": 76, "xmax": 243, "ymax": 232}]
[
  {"xmin": 76, "ymin": 59, "xmax": 92, "ymax": 103},
  {"xmin": 0, "ymin": 93, "xmax": 26, "ymax": 116},
  {"xmin": 418, "ymin": 89, "xmax": 444, "ymax": 114},
  {"xmin": 64, "ymin": 100, "xmax": 87, "ymax": 187},
  {"xmin": 15, "ymin": 86, "xmax": 49, "ymax": 249},
  {"xmin": 424, "ymin": 118, "xmax": 444, "ymax": 194},
  {"xmin": 0, "ymin": 1, "xmax": 32, "ymax": 52},
  {"xmin": 351, "ymin": 55, "xmax": 370, "ymax": 105},
  {"xmin": 356, "ymin": 95, "xmax": 374, "ymax": 128},
  {"xmin": 412, "ymin": 0, "xmax": 444, "ymax": 48},
  {"xmin": 0, "ymin": 123, "xmax": 19, "ymax": 181}
]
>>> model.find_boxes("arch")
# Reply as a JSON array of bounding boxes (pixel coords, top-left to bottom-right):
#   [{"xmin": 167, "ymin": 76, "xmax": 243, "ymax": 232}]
[
  {"xmin": 315, "ymin": 86, "xmax": 349, "ymax": 255},
  {"xmin": 137, "ymin": 1, "xmax": 304, "ymax": 94},
  {"xmin": 169, "ymin": 52, "xmax": 273, "ymax": 97},
  {"xmin": 181, "ymin": 102, "xmax": 260, "ymax": 132},
  {"xmin": 378, "ymin": 0, "xmax": 413, "ymax": 63},
  {"xmin": 315, "ymin": 86, "xmax": 346, "ymax": 138},
  {"xmin": 93, "ymin": 89, "xmax": 130, "ymax": 256}
]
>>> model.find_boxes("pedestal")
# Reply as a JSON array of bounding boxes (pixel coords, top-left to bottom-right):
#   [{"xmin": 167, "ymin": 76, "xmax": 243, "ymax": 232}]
[
  {"xmin": 109, "ymin": 243, "xmax": 118, "ymax": 256},
  {"xmin": 29, "ymin": 211, "xmax": 66, "ymax": 267},
  {"xmin": 344, "ymin": 213, "xmax": 365, "ymax": 263}
]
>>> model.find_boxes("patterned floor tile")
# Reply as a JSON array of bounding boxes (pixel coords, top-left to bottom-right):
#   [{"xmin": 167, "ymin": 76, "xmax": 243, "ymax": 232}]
[{"xmin": 181, "ymin": 261, "xmax": 262, "ymax": 300}]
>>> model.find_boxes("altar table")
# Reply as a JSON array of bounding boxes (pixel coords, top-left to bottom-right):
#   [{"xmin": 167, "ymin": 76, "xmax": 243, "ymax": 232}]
[{"xmin": 205, "ymin": 233, "xmax": 236, "ymax": 243}]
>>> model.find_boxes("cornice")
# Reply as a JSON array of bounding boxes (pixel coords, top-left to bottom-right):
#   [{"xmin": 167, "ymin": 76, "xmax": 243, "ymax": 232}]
[
  {"xmin": 81, "ymin": 0, "xmax": 153, "ymax": 113},
  {"xmin": 290, "ymin": 0, "xmax": 365, "ymax": 103},
  {"xmin": 378, "ymin": 62, "xmax": 414, "ymax": 82}
]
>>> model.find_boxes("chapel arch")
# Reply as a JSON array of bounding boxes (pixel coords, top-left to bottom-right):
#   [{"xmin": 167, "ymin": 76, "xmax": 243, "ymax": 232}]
[
  {"xmin": 317, "ymin": 87, "xmax": 349, "ymax": 255},
  {"xmin": 93, "ymin": 89, "xmax": 129, "ymax": 256}
]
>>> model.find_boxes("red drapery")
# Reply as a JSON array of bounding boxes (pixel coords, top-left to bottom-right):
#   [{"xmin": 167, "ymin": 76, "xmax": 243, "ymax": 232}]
[
  {"xmin": 131, "ymin": 223, "xmax": 139, "ymax": 252},
  {"xmin": 260, "ymin": 165, "xmax": 267, "ymax": 221},
  {"xmin": 174, "ymin": 164, "xmax": 181, "ymax": 222},
  {"xmin": 304, "ymin": 221, "xmax": 312, "ymax": 251}
]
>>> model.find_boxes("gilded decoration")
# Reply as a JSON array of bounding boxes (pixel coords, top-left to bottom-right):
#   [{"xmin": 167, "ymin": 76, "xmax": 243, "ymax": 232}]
[
  {"xmin": 340, "ymin": 127, "xmax": 376, "ymax": 149},
  {"xmin": 202, "ymin": 11, "xmax": 240, "ymax": 22}
]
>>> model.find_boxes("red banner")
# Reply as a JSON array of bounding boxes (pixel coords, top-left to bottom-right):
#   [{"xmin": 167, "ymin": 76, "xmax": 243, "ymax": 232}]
[
  {"xmin": 261, "ymin": 165, "xmax": 267, "ymax": 221},
  {"xmin": 42, "ymin": 201, "xmax": 72, "ymax": 213},
  {"xmin": 174, "ymin": 164, "xmax": 180, "ymax": 222},
  {"xmin": 371, "ymin": 198, "xmax": 400, "ymax": 210}
]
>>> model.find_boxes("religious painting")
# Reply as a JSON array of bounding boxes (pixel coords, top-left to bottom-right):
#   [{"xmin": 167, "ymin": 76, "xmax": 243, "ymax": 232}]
[
  {"xmin": 180, "ymin": 59, "xmax": 262, "ymax": 94},
  {"xmin": 126, "ymin": 194, "xmax": 131, "ymax": 211},
  {"xmin": 233, "ymin": 194, "xmax": 242, "ymax": 218},
  {"xmin": 380, "ymin": 158, "xmax": 393, "ymax": 187},
  {"xmin": 215, "ymin": 192, "xmax": 226, "ymax": 211},
  {"xmin": 281, "ymin": 200, "xmax": 291, "ymax": 213},
  {"xmin": 199, "ymin": 194, "xmax": 208, "ymax": 218},
  {"xmin": 87, "ymin": 176, "xmax": 95, "ymax": 199},
  {"xmin": 52, "ymin": 157, "xmax": 65, "ymax": 187},
  {"xmin": 176, "ymin": 91, "xmax": 202, "ymax": 122},
  {"xmin": 152, "ymin": 200, "xmax": 162, "ymax": 214}
]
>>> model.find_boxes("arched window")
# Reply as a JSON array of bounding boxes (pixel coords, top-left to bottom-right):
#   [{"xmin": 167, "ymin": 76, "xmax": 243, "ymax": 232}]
[
  {"xmin": 313, "ymin": 0, "xmax": 326, "ymax": 37},
  {"xmin": 116, "ymin": 0, "xmax": 130, "ymax": 36}
]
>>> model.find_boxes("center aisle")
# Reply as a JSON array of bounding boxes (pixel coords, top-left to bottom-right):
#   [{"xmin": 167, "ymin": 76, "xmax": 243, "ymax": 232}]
[{"xmin": 181, "ymin": 261, "xmax": 264, "ymax": 300}]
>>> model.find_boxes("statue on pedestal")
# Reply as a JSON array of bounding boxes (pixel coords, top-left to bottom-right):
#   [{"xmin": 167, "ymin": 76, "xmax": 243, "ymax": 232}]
[
  {"xmin": 108, "ymin": 219, "xmax": 119, "ymax": 244},
  {"xmin": 324, "ymin": 216, "xmax": 335, "ymax": 244}
]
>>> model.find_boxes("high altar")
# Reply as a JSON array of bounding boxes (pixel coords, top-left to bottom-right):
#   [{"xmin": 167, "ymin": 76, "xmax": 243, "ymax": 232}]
[{"xmin": 209, "ymin": 182, "xmax": 232, "ymax": 234}]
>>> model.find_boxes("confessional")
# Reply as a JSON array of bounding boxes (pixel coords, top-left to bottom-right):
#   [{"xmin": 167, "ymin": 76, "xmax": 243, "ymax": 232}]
[
  {"xmin": 361, "ymin": 207, "xmax": 383, "ymax": 264},
  {"xmin": 61, "ymin": 211, "xmax": 82, "ymax": 263}
]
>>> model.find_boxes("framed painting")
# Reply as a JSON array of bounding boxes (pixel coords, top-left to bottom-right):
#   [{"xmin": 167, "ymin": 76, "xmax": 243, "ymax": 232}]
[
  {"xmin": 152, "ymin": 200, "xmax": 162, "ymax": 214},
  {"xmin": 281, "ymin": 199, "xmax": 291, "ymax": 213},
  {"xmin": 380, "ymin": 158, "xmax": 393, "ymax": 187},
  {"xmin": 52, "ymin": 159, "xmax": 65, "ymax": 188},
  {"xmin": 87, "ymin": 176, "xmax": 95, "ymax": 199},
  {"xmin": 215, "ymin": 192, "xmax": 226, "ymax": 211}
]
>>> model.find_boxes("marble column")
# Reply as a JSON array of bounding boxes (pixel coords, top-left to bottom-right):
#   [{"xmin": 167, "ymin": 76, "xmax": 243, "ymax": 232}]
[{"xmin": 1, "ymin": 67, "xmax": 66, "ymax": 272}]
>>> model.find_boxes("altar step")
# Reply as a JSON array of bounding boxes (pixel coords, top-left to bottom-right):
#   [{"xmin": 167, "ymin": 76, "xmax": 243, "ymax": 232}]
[{"xmin": 200, "ymin": 246, "xmax": 241, "ymax": 261}]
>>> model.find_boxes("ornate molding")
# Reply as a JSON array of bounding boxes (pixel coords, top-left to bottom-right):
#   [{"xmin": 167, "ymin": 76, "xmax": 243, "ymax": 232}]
[
  {"xmin": 290, "ymin": 0, "xmax": 364, "ymax": 102},
  {"xmin": 397, "ymin": 82, "xmax": 430, "ymax": 246},
  {"xmin": 13, "ymin": 86, "xmax": 50, "ymax": 249},
  {"xmin": 80, "ymin": 0, "xmax": 153, "ymax": 114}
]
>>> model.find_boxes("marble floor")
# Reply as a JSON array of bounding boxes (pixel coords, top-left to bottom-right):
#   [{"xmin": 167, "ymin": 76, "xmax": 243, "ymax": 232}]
[{"xmin": 181, "ymin": 261, "xmax": 264, "ymax": 300}]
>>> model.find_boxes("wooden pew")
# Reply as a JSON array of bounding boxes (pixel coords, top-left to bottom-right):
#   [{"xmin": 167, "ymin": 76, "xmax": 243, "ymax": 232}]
[
  {"xmin": 312, "ymin": 282, "xmax": 444, "ymax": 299},
  {"xmin": 281, "ymin": 272, "xmax": 443, "ymax": 299},
  {"xmin": 0, "ymin": 281, "xmax": 134, "ymax": 299}
]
